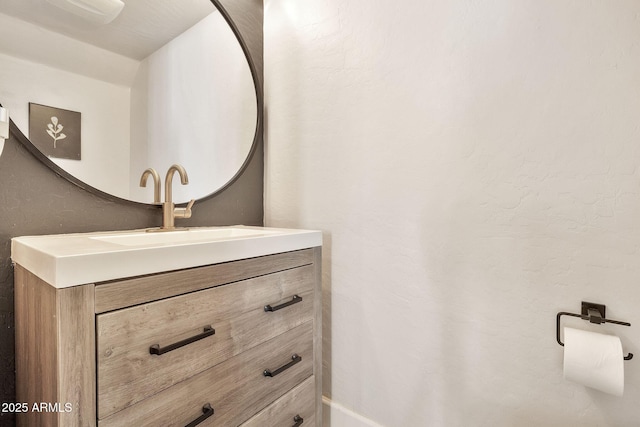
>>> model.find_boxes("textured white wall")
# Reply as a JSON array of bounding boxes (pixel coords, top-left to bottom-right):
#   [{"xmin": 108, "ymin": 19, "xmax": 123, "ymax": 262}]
[{"xmin": 264, "ymin": 1, "xmax": 640, "ymax": 426}]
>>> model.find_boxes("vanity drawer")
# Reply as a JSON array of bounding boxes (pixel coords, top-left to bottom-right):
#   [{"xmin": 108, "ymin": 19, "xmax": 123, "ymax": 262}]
[
  {"xmin": 94, "ymin": 249, "xmax": 315, "ymax": 313},
  {"xmin": 99, "ymin": 322, "xmax": 314, "ymax": 426},
  {"xmin": 97, "ymin": 264, "xmax": 314, "ymax": 419},
  {"xmin": 240, "ymin": 375, "xmax": 316, "ymax": 427}
]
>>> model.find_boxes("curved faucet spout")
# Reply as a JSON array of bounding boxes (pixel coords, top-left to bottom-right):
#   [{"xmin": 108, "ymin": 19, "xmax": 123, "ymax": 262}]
[
  {"xmin": 165, "ymin": 164, "xmax": 189, "ymax": 205},
  {"xmin": 161, "ymin": 164, "xmax": 194, "ymax": 230},
  {"xmin": 139, "ymin": 168, "xmax": 161, "ymax": 203}
]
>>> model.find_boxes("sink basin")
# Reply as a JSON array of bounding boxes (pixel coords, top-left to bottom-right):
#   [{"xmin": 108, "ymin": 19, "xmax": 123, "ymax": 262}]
[
  {"xmin": 90, "ymin": 227, "xmax": 279, "ymax": 246},
  {"xmin": 11, "ymin": 226, "xmax": 322, "ymax": 288}
]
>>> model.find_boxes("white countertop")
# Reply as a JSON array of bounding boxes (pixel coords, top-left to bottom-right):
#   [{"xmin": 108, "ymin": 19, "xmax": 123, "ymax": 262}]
[{"xmin": 11, "ymin": 226, "xmax": 322, "ymax": 288}]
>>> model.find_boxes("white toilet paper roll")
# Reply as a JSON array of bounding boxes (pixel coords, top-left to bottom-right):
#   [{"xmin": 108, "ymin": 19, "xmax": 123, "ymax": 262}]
[{"xmin": 563, "ymin": 327, "xmax": 624, "ymax": 396}]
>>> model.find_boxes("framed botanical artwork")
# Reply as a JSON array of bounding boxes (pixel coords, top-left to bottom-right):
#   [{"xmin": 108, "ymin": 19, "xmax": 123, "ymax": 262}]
[{"xmin": 29, "ymin": 103, "xmax": 81, "ymax": 160}]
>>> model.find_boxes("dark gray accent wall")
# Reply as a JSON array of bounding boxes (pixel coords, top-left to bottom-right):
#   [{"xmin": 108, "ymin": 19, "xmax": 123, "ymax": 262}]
[{"xmin": 0, "ymin": 1, "xmax": 263, "ymax": 424}]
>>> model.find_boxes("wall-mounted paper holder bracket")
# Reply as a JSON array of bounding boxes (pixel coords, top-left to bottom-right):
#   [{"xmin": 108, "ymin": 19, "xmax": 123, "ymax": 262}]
[{"xmin": 556, "ymin": 301, "xmax": 633, "ymax": 361}]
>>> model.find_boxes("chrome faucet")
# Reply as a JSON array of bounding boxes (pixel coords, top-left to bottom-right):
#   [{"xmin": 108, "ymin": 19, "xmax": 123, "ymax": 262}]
[
  {"xmin": 139, "ymin": 168, "xmax": 161, "ymax": 203},
  {"xmin": 161, "ymin": 164, "xmax": 195, "ymax": 230}
]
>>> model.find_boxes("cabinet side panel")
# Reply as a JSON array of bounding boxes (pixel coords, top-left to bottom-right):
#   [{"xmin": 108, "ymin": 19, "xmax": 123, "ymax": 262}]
[
  {"xmin": 57, "ymin": 285, "xmax": 96, "ymax": 427},
  {"xmin": 15, "ymin": 265, "xmax": 59, "ymax": 427},
  {"xmin": 313, "ymin": 246, "xmax": 323, "ymax": 427}
]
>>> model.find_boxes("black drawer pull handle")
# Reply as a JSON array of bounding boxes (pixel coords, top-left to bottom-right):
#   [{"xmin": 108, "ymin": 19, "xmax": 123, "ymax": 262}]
[
  {"xmin": 150, "ymin": 325, "xmax": 215, "ymax": 355},
  {"xmin": 292, "ymin": 414, "xmax": 304, "ymax": 426},
  {"xmin": 264, "ymin": 295, "xmax": 303, "ymax": 312},
  {"xmin": 263, "ymin": 354, "xmax": 302, "ymax": 377},
  {"xmin": 185, "ymin": 403, "xmax": 214, "ymax": 427}
]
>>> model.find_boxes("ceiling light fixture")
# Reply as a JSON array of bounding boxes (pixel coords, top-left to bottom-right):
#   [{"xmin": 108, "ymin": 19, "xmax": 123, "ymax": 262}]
[{"xmin": 45, "ymin": 0, "xmax": 125, "ymax": 25}]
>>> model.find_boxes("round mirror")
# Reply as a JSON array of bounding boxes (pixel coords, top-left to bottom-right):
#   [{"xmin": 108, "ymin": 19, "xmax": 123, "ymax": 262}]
[{"xmin": 0, "ymin": 0, "xmax": 259, "ymax": 204}]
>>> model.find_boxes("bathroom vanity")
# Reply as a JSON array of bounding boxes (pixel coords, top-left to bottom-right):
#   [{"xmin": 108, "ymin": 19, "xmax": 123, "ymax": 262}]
[{"xmin": 12, "ymin": 226, "xmax": 322, "ymax": 426}]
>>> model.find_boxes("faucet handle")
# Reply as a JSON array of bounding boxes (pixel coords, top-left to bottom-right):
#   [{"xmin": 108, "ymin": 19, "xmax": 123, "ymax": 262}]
[{"xmin": 174, "ymin": 199, "xmax": 195, "ymax": 219}]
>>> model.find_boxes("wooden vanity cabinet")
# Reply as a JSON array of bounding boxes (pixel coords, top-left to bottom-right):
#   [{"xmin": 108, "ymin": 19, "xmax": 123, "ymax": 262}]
[{"xmin": 15, "ymin": 247, "xmax": 322, "ymax": 427}]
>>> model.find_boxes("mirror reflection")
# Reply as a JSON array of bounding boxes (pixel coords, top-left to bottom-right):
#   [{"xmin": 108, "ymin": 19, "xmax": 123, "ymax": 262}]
[{"xmin": 0, "ymin": 0, "xmax": 258, "ymax": 204}]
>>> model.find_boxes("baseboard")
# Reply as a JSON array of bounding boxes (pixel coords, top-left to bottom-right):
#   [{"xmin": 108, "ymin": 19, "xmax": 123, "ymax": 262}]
[{"xmin": 322, "ymin": 396, "xmax": 384, "ymax": 427}]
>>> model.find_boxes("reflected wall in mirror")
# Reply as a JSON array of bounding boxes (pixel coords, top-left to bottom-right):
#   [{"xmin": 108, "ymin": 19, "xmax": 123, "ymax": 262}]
[
  {"xmin": 0, "ymin": 106, "xmax": 8, "ymax": 156},
  {"xmin": 0, "ymin": 0, "xmax": 259, "ymax": 204}
]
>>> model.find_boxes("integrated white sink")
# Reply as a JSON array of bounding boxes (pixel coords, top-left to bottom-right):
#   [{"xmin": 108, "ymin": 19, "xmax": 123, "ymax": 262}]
[
  {"xmin": 90, "ymin": 227, "xmax": 279, "ymax": 247},
  {"xmin": 11, "ymin": 226, "xmax": 322, "ymax": 288}
]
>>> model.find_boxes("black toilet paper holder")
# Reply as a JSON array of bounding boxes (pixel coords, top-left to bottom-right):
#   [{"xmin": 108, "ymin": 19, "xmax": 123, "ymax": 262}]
[{"xmin": 556, "ymin": 301, "xmax": 633, "ymax": 361}]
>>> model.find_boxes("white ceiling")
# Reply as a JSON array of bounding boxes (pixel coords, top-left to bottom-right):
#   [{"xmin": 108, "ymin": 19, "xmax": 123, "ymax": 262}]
[{"xmin": 0, "ymin": 0, "xmax": 216, "ymax": 60}]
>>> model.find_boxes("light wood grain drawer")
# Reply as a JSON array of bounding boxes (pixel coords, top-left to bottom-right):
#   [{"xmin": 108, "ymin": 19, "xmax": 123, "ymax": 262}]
[
  {"xmin": 240, "ymin": 375, "xmax": 316, "ymax": 427},
  {"xmin": 94, "ymin": 249, "xmax": 315, "ymax": 313},
  {"xmin": 99, "ymin": 321, "xmax": 314, "ymax": 426},
  {"xmin": 97, "ymin": 264, "xmax": 314, "ymax": 419}
]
